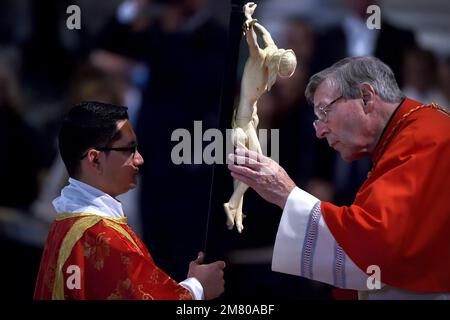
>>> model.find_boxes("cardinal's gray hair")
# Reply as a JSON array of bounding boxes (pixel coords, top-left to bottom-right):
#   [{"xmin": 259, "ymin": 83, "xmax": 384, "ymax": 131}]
[{"xmin": 305, "ymin": 56, "xmax": 404, "ymax": 104}]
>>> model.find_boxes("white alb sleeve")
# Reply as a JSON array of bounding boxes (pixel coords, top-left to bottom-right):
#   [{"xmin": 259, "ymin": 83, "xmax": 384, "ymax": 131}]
[
  {"xmin": 272, "ymin": 187, "xmax": 372, "ymax": 290},
  {"xmin": 179, "ymin": 277, "xmax": 204, "ymax": 300}
]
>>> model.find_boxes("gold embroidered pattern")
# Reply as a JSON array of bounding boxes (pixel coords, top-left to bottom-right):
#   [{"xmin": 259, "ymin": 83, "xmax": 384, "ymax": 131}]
[
  {"xmin": 83, "ymin": 231, "xmax": 111, "ymax": 271},
  {"xmin": 137, "ymin": 284, "xmax": 154, "ymax": 300},
  {"xmin": 178, "ymin": 289, "xmax": 193, "ymax": 300},
  {"xmin": 120, "ymin": 254, "xmax": 131, "ymax": 267},
  {"xmin": 103, "ymin": 220, "xmax": 143, "ymax": 256},
  {"xmin": 107, "ymin": 278, "xmax": 132, "ymax": 300},
  {"xmin": 148, "ymin": 268, "xmax": 160, "ymax": 285}
]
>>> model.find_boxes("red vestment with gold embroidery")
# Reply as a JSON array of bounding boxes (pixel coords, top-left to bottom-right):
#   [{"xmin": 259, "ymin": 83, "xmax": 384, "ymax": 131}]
[{"xmin": 34, "ymin": 214, "xmax": 193, "ymax": 300}]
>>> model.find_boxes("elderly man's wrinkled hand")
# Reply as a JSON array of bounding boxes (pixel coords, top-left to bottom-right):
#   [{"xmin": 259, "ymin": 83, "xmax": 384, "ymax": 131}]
[{"xmin": 227, "ymin": 148, "xmax": 296, "ymax": 209}]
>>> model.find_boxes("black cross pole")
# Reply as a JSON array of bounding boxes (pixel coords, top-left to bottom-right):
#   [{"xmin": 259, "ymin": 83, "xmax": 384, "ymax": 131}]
[{"xmin": 203, "ymin": 0, "xmax": 246, "ymax": 263}]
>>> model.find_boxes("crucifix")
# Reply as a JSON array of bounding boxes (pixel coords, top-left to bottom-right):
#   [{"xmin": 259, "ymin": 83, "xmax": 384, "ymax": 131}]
[{"xmin": 223, "ymin": 2, "xmax": 297, "ymax": 233}]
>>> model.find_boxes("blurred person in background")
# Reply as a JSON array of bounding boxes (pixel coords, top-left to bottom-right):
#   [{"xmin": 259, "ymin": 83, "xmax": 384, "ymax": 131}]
[
  {"xmin": 436, "ymin": 55, "xmax": 450, "ymax": 109},
  {"xmin": 402, "ymin": 45, "xmax": 447, "ymax": 105},
  {"xmin": 0, "ymin": 62, "xmax": 47, "ymax": 209},
  {"xmin": 0, "ymin": 60, "xmax": 52, "ymax": 300}
]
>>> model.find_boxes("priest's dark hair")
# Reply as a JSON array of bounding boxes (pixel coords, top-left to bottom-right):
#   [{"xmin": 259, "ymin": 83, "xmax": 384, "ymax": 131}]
[{"xmin": 58, "ymin": 101, "xmax": 129, "ymax": 177}]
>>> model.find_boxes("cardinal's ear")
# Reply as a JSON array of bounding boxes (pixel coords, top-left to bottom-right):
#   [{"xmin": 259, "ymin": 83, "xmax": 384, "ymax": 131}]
[{"xmin": 360, "ymin": 83, "xmax": 375, "ymax": 114}]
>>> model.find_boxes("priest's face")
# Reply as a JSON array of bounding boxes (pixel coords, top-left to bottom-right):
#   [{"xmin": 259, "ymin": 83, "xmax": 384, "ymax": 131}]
[
  {"xmin": 313, "ymin": 81, "xmax": 374, "ymax": 162},
  {"xmin": 101, "ymin": 120, "xmax": 144, "ymax": 197}
]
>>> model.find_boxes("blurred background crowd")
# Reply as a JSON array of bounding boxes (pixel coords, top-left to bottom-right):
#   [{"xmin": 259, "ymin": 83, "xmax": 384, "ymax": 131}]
[{"xmin": 1, "ymin": 0, "xmax": 449, "ymax": 300}]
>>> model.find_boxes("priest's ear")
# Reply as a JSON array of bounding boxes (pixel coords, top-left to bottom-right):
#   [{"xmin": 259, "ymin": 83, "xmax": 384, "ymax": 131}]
[
  {"xmin": 84, "ymin": 149, "xmax": 103, "ymax": 174},
  {"xmin": 360, "ymin": 82, "xmax": 375, "ymax": 113}
]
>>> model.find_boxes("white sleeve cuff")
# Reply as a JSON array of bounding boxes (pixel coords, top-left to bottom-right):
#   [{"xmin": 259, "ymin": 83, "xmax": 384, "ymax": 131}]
[
  {"xmin": 271, "ymin": 187, "xmax": 377, "ymax": 290},
  {"xmin": 180, "ymin": 277, "xmax": 204, "ymax": 300},
  {"xmin": 272, "ymin": 187, "xmax": 319, "ymax": 276}
]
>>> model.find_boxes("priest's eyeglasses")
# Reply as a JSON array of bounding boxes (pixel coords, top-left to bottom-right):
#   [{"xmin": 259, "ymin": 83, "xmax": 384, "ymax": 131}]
[
  {"xmin": 80, "ymin": 145, "xmax": 138, "ymax": 160},
  {"xmin": 312, "ymin": 95, "xmax": 343, "ymax": 130}
]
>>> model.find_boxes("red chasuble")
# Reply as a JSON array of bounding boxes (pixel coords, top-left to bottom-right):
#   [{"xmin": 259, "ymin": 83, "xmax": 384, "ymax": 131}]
[
  {"xmin": 322, "ymin": 98, "xmax": 450, "ymax": 292},
  {"xmin": 34, "ymin": 214, "xmax": 193, "ymax": 300}
]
